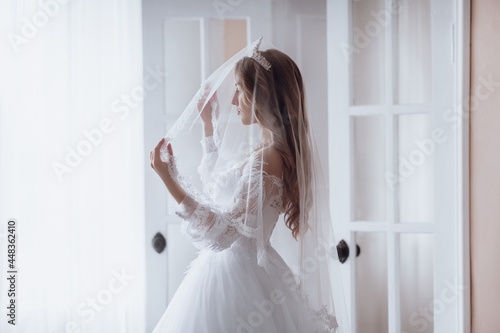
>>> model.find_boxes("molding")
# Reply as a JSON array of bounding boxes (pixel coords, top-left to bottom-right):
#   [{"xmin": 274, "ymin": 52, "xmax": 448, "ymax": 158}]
[{"xmin": 456, "ymin": 0, "xmax": 471, "ymax": 332}]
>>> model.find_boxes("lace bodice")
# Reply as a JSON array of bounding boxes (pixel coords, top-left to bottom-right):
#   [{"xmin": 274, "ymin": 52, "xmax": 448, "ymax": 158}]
[{"xmin": 175, "ymin": 136, "xmax": 284, "ymax": 252}]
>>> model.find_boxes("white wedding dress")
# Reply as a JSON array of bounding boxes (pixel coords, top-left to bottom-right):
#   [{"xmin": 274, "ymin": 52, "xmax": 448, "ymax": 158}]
[{"xmin": 152, "ymin": 136, "xmax": 336, "ymax": 333}]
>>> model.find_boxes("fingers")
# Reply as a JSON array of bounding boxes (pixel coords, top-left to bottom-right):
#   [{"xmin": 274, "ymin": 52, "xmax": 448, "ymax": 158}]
[
  {"xmin": 149, "ymin": 149, "xmax": 154, "ymax": 168},
  {"xmin": 201, "ymin": 85, "xmax": 211, "ymax": 95},
  {"xmin": 199, "ymin": 87, "xmax": 217, "ymax": 103},
  {"xmin": 154, "ymin": 138, "xmax": 164, "ymax": 158},
  {"xmin": 210, "ymin": 90, "xmax": 218, "ymax": 102},
  {"xmin": 154, "ymin": 137, "xmax": 165, "ymax": 150},
  {"xmin": 150, "ymin": 138, "xmax": 165, "ymax": 168},
  {"xmin": 198, "ymin": 87, "xmax": 210, "ymax": 101},
  {"xmin": 151, "ymin": 138, "xmax": 173, "ymax": 159}
]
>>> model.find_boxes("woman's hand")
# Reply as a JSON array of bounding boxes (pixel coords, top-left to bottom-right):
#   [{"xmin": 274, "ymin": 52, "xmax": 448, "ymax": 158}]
[
  {"xmin": 150, "ymin": 138, "xmax": 186, "ymax": 203},
  {"xmin": 150, "ymin": 138, "xmax": 172, "ymax": 182}
]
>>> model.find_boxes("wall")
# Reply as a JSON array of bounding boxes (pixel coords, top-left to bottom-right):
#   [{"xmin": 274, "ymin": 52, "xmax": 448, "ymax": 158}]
[{"xmin": 470, "ymin": 0, "xmax": 500, "ymax": 332}]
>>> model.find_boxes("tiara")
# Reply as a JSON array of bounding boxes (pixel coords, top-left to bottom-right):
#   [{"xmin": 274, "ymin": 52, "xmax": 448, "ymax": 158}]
[{"xmin": 251, "ymin": 36, "xmax": 271, "ymax": 71}]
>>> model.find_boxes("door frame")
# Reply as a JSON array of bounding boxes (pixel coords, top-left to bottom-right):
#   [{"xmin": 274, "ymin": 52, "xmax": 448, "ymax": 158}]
[{"xmin": 456, "ymin": 0, "xmax": 471, "ymax": 332}]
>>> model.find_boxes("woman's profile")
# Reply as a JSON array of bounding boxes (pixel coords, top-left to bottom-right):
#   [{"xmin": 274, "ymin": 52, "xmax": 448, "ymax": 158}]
[{"xmin": 150, "ymin": 37, "xmax": 346, "ymax": 333}]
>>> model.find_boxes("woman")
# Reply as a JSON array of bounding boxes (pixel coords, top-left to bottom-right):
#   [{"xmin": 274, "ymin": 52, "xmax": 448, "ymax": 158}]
[{"xmin": 150, "ymin": 38, "xmax": 345, "ymax": 332}]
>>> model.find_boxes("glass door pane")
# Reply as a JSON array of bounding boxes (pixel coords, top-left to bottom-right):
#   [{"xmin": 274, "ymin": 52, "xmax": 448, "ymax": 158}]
[
  {"xmin": 352, "ymin": 115, "xmax": 386, "ymax": 221},
  {"xmin": 396, "ymin": 0, "xmax": 432, "ymax": 104},
  {"xmin": 399, "ymin": 233, "xmax": 434, "ymax": 333},
  {"xmin": 351, "ymin": 0, "xmax": 386, "ymax": 105},
  {"xmin": 355, "ymin": 232, "xmax": 388, "ymax": 333},
  {"xmin": 397, "ymin": 113, "xmax": 434, "ymax": 223}
]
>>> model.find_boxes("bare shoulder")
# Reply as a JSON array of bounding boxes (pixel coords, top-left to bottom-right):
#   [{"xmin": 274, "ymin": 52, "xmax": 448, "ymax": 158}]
[{"xmin": 261, "ymin": 146, "xmax": 283, "ymax": 178}]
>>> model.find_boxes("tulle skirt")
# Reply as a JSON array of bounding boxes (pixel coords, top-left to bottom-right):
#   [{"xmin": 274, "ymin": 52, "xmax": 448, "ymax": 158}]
[{"xmin": 152, "ymin": 243, "xmax": 319, "ymax": 333}]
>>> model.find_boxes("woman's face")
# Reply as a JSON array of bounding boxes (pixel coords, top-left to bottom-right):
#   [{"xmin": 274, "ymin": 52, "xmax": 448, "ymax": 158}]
[{"xmin": 232, "ymin": 76, "xmax": 256, "ymax": 125}]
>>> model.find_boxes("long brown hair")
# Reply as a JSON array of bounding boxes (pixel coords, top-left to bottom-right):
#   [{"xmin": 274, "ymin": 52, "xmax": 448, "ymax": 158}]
[{"xmin": 234, "ymin": 49, "xmax": 312, "ymax": 240}]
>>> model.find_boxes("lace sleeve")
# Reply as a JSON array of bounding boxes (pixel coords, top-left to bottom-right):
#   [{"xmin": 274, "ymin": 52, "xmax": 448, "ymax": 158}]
[
  {"xmin": 197, "ymin": 136, "xmax": 218, "ymax": 186},
  {"xmin": 175, "ymin": 161, "xmax": 270, "ymax": 252}
]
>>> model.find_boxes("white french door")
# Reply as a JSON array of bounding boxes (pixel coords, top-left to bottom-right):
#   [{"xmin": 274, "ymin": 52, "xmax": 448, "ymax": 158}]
[
  {"xmin": 328, "ymin": 0, "xmax": 469, "ymax": 332},
  {"xmin": 142, "ymin": 1, "xmax": 274, "ymax": 330},
  {"xmin": 143, "ymin": 0, "xmax": 332, "ymax": 330}
]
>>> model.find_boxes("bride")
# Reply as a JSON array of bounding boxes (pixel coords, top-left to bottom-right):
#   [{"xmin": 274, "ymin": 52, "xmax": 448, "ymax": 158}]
[{"xmin": 150, "ymin": 37, "xmax": 347, "ymax": 333}]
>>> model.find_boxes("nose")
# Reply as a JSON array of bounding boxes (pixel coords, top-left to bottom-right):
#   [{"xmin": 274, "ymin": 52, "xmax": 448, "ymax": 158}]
[{"xmin": 231, "ymin": 89, "xmax": 238, "ymax": 106}]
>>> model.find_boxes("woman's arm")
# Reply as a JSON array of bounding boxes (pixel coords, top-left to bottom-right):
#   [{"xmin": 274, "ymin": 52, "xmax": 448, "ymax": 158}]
[
  {"xmin": 198, "ymin": 90, "xmax": 217, "ymax": 137},
  {"xmin": 197, "ymin": 90, "xmax": 220, "ymax": 185},
  {"xmin": 151, "ymin": 138, "xmax": 282, "ymax": 251},
  {"xmin": 150, "ymin": 135, "xmax": 252, "ymax": 251},
  {"xmin": 151, "ymin": 90, "xmax": 218, "ymax": 202},
  {"xmin": 150, "ymin": 136, "xmax": 242, "ymax": 251},
  {"xmin": 176, "ymin": 159, "xmax": 273, "ymax": 252},
  {"xmin": 150, "ymin": 138, "xmax": 187, "ymax": 204}
]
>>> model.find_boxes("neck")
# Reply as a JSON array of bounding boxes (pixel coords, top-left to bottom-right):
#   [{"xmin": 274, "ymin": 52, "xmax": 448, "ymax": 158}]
[{"xmin": 260, "ymin": 127, "xmax": 273, "ymax": 146}]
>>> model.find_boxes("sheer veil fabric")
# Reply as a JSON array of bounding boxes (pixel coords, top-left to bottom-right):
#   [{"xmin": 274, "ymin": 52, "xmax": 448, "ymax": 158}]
[{"xmin": 157, "ymin": 37, "xmax": 350, "ymax": 332}]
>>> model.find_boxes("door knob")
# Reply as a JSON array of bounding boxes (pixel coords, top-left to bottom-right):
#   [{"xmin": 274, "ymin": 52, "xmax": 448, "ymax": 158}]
[
  {"xmin": 336, "ymin": 239, "xmax": 361, "ymax": 264},
  {"xmin": 152, "ymin": 232, "xmax": 167, "ymax": 254}
]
